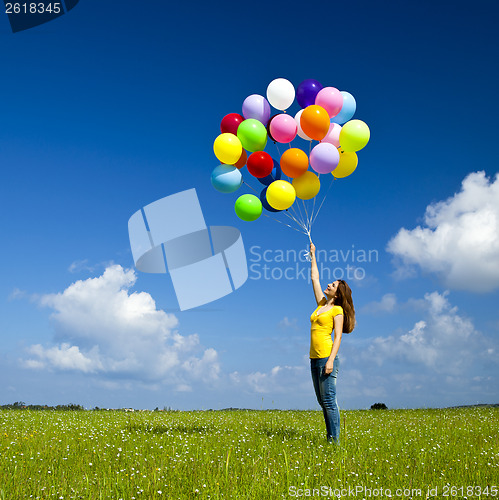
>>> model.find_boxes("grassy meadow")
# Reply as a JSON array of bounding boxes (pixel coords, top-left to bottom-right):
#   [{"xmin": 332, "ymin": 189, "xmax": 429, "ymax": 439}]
[{"xmin": 0, "ymin": 407, "xmax": 498, "ymax": 499}]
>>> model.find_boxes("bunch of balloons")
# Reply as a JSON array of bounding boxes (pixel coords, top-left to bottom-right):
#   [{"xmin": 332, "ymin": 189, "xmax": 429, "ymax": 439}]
[{"xmin": 211, "ymin": 78, "xmax": 370, "ymax": 233}]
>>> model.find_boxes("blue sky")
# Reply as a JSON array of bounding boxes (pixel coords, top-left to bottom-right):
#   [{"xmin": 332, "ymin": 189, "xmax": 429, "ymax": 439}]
[{"xmin": 1, "ymin": 0, "xmax": 498, "ymax": 410}]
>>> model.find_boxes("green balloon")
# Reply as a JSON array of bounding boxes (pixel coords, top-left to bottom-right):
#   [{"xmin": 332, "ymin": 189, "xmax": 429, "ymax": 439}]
[
  {"xmin": 235, "ymin": 194, "xmax": 262, "ymax": 221},
  {"xmin": 339, "ymin": 119, "xmax": 370, "ymax": 152},
  {"xmin": 237, "ymin": 119, "xmax": 268, "ymax": 152}
]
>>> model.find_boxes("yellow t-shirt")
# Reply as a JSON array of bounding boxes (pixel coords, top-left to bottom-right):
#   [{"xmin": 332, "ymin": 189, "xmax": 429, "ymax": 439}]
[{"xmin": 309, "ymin": 299, "xmax": 344, "ymax": 359}]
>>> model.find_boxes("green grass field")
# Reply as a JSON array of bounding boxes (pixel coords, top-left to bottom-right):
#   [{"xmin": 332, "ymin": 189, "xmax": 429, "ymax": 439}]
[{"xmin": 1, "ymin": 407, "xmax": 498, "ymax": 499}]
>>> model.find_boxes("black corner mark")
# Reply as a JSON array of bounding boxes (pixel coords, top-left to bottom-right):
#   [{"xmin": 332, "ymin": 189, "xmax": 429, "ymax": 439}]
[{"xmin": 4, "ymin": 0, "xmax": 80, "ymax": 33}]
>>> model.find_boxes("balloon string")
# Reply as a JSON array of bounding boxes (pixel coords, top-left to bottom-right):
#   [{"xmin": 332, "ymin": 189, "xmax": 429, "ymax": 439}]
[
  {"xmin": 288, "ymin": 199, "xmax": 306, "ymax": 228},
  {"xmin": 288, "ymin": 210, "xmax": 311, "ymax": 237},
  {"xmin": 310, "ymin": 176, "xmax": 335, "ymax": 227},
  {"xmin": 308, "ymin": 173, "xmax": 320, "ymax": 230},
  {"xmin": 297, "ymin": 198, "xmax": 307, "ymax": 231},
  {"xmin": 291, "ymin": 198, "xmax": 307, "ymax": 229},
  {"xmin": 287, "ymin": 206, "xmax": 304, "ymax": 229},
  {"xmin": 301, "ymin": 198, "xmax": 312, "ymax": 233},
  {"xmin": 262, "ymin": 213, "xmax": 307, "ymax": 235},
  {"xmin": 303, "ymin": 199, "xmax": 312, "ymax": 232},
  {"xmin": 284, "ymin": 210, "xmax": 308, "ymax": 232},
  {"xmin": 243, "ymin": 181, "xmax": 259, "ymax": 194}
]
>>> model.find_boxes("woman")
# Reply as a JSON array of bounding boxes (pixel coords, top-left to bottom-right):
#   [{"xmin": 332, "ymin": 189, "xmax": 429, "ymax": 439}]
[{"xmin": 309, "ymin": 241, "xmax": 355, "ymax": 444}]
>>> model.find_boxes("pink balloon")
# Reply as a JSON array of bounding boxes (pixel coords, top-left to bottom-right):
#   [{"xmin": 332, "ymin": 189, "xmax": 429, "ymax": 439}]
[
  {"xmin": 310, "ymin": 143, "xmax": 340, "ymax": 174},
  {"xmin": 321, "ymin": 123, "xmax": 342, "ymax": 147},
  {"xmin": 269, "ymin": 114, "xmax": 298, "ymax": 143},
  {"xmin": 315, "ymin": 87, "xmax": 343, "ymax": 118}
]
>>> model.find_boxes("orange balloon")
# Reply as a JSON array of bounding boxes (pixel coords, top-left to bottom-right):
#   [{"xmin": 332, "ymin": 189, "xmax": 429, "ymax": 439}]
[
  {"xmin": 280, "ymin": 148, "xmax": 309, "ymax": 178},
  {"xmin": 300, "ymin": 105, "xmax": 330, "ymax": 141},
  {"xmin": 234, "ymin": 149, "xmax": 247, "ymax": 169}
]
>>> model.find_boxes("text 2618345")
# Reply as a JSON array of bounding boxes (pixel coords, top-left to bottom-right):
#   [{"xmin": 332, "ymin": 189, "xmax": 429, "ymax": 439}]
[{"xmin": 5, "ymin": 3, "xmax": 62, "ymax": 14}]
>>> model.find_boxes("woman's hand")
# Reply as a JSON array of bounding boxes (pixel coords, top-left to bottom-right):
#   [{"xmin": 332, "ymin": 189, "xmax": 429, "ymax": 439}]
[
  {"xmin": 324, "ymin": 362, "xmax": 334, "ymax": 375},
  {"xmin": 310, "ymin": 242, "xmax": 316, "ymax": 256}
]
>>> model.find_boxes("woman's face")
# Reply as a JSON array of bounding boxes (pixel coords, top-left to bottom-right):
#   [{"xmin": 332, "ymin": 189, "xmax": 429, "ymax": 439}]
[{"xmin": 324, "ymin": 280, "xmax": 340, "ymax": 298}]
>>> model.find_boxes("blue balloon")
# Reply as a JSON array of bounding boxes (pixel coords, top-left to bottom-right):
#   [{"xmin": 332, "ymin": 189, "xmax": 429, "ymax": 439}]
[
  {"xmin": 258, "ymin": 158, "xmax": 282, "ymax": 186},
  {"xmin": 211, "ymin": 165, "xmax": 243, "ymax": 193},
  {"xmin": 260, "ymin": 187, "xmax": 281, "ymax": 213},
  {"xmin": 331, "ymin": 91, "xmax": 356, "ymax": 125}
]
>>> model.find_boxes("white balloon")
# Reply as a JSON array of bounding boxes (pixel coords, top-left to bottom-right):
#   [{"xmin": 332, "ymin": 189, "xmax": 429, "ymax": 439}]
[
  {"xmin": 294, "ymin": 109, "xmax": 312, "ymax": 141},
  {"xmin": 267, "ymin": 78, "xmax": 295, "ymax": 111}
]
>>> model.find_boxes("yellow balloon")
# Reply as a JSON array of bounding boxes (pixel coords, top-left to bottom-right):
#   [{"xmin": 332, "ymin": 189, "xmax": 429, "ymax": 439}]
[
  {"xmin": 213, "ymin": 133, "xmax": 243, "ymax": 165},
  {"xmin": 333, "ymin": 150, "xmax": 358, "ymax": 178},
  {"xmin": 292, "ymin": 171, "xmax": 321, "ymax": 200},
  {"xmin": 266, "ymin": 180, "xmax": 296, "ymax": 210}
]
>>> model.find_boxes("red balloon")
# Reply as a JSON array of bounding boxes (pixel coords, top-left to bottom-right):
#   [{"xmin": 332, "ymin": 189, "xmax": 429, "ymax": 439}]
[
  {"xmin": 247, "ymin": 151, "xmax": 274, "ymax": 178},
  {"xmin": 221, "ymin": 113, "xmax": 244, "ymax": 135}
]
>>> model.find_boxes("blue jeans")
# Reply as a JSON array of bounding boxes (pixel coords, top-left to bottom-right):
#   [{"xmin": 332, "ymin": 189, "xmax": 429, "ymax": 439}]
[{"xmin": 310, "ymin": 355, "xmax": 340, "ymax": 443}]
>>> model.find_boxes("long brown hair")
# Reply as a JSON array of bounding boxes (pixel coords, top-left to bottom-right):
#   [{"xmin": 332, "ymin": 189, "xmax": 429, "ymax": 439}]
[{"xmin": 334, "ymin": 280, "xmax": 356, "ymax": 333}]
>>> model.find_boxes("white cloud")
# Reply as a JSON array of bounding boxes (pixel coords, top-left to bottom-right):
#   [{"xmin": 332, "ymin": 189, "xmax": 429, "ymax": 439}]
[
  {"xmin": 278, "ymin": 317, "xmax": 299, "ymax": 329},
  {"xmin": 26, "ymin": 343, "xmax": 100, "ymax": 373},
  {"xmin": 22, "ymin": 265, "xmax": 220, "ymax": 389},
  {"xmin": 233, "ymin": 365, "xmax": 307, "ymax": 394},
  {"xmin": 8, "ymin": 288, "xmax": 28, "ymax": 301},
  {"xmin": 362, "ymin": 293, "xmax": 397, "ymax": 314},
  {"xmin": 181, "ymin": 348, "xmax": 220, "ymax": 383},
  {"xmin": 68, "ymin": 259, "xmax": 95, "ymax": 274},
  {"xmin": 337, "ymin": 368, "xmax": 388, "ymax": 402},
  {"xmin": 68, "ymin": 259, "xmax": 115, "ymax": 274},
  {"xmin": 387, "ymin": 171, "xmax": 499, "ymax": 292},
  {"xmin": 361, "ymin": 291, "xmax": 495, "ymax": 375},
  {"xmin": 337, "ymin": 291, "xmax": 499, "ymax": 407}
]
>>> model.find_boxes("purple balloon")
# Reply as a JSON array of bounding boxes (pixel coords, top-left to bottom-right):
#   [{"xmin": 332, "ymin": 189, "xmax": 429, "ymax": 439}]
[
  {"xmin": 242, "ymin": 94, "xmax": 271, "ymax": 125},
  {"xmin": 310, "ymin": 143, "xmax": 340, "ymax": 174},
  {"xmin": 296, "ymin": 79, "xmax": 323, "ymax": 109}
]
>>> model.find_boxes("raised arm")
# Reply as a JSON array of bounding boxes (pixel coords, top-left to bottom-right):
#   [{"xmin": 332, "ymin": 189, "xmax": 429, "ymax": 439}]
[{"xmin": 310, "ymin": 242, "xmax": 324, "ymax": 305}]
